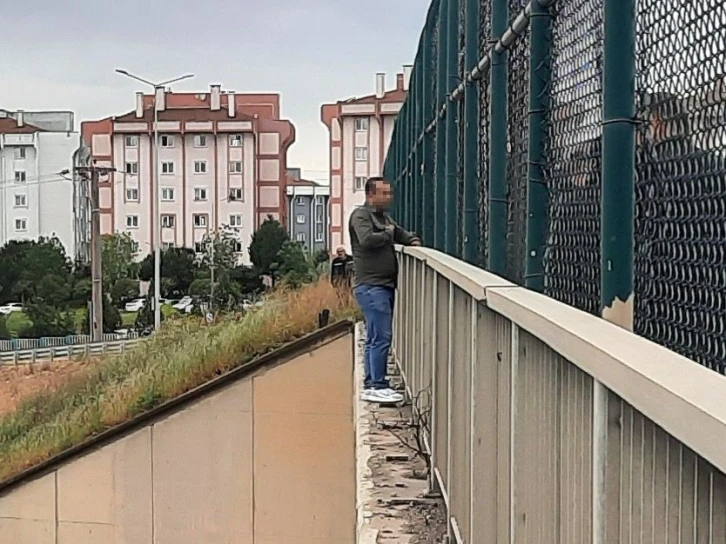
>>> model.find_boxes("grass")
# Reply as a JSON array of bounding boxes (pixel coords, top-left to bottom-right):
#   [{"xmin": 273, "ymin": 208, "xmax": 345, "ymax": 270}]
[{"xmin": 0, "ymin": 280, "xmax": 358, "ymax": 482}]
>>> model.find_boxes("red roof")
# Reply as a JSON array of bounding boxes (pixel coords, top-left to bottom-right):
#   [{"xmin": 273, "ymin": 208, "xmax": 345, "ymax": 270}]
[
  {"xmin": 113, "ymin": 106, "xmax": 254, "ymax": 123},
  {"xmin": 0, "ymin": 118, "xmax": 45, "ymax": 134},
  {"xmin": 341, "ymin": 88, "xmax": 407, "ymax": 106}
]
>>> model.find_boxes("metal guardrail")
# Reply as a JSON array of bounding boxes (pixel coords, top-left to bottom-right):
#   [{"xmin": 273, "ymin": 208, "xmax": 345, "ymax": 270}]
[
  {"xmin": 393, "ymin": 246, "xmax": 726, "ymax": 543},
  {"xmin": 0, "ymin": 333, "xmax": 140, "ymax": 353},
  {"xmin": 0, "ymin": 338, "xmax": 142, "ymax": 365}
]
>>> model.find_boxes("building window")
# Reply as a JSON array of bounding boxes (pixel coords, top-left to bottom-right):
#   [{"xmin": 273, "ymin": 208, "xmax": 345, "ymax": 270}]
[
  {"xmin": 229, "ymin": 214, "xmax": 242, "ymax": 227},
  {"xmin": 126, "ymin": 188, "xmax": 139, "ymax": 201},
  {"xmin": 161, "ymin": 214, "xmax": 175, "ymax": 228},
  {"xmin": 296, "ymin": 233, "xmax": 306, "ymax": 243},
  {"xmin": 194, "ymin": 241, "xmax": 205, "ymax": 253},
  {"xmin": 229, "ymin": 134, "xmax": 243, "ymax": 147},
  {"xmin": 125, "ymin": 135, "xmax": 138, "ymax": 147},
  {"xmin": 229, "ymin": 188, "xmax": 243, "ymax": 201},
  {"xmin": 354, "ymin": 118, "xmax": 369, "ymax": 131},
  {"xmin": 193, "ymin": 214, "xmax": 208, "ymax": 228},
  {"xmin": 194, "ymin": 187, "xmax": 207, "ymax": 201},
  {"xmin": 296, "ymin": 196, "xmax": 305, "ymax": 206},
  {"xmin": 14, "ymin": 171, "xmax": 26, "ymax": 183},
  {"xmin": 355, "ymin": 147, "xmax": 368, "ymax": 161},
  {"xmin": 194, "ymin": 161, "xmax": 207, "ymax": 174},
  {"xmin": 355, "ymin": 176, "xmax": 366, "ymax": 191},
  {"xmin": 125, "ymin": 162, "xmax": 138, "ymax": 175},
  {"xmin": 296, "ymin": 214, "xmax": 306, "ymax": 224},
  {"xmin": 229, "ymin": 161, "xmax": 243, "ymax": 173},
  {"xmin": 161, "ymin": 187, "xmax": 175, "ymax": 201},
  {"xmin": 161, "ymin": 135, "xmax": 174, "ymax": 148},
  {"xmin": 14, "ymin": 194, "xmax": 27, "ymax": 208},
  {"xmin": 315, "ymin": 224, "xmax": 324, "ymax": 243},
  {"xmin": 14, "ymin": 148, "xmax": 26, "ymax": 160},
  {"xmin": 234, "ymin": 241, "xmax": 243, "ymax": 253},
  {"xmin": 14, "ymin": 218, "xmax": 27, "ymax": 232},
  {"xmin": 193, "ymin": 135, "xmax": 207, "ymax": 147},
  {"xmin": 126, "ymin": 215, "xmax": 139, "ymax": 229},
  {"xmin": 161, "ymin": 161, "xmax": 174, "ymax": 174}
]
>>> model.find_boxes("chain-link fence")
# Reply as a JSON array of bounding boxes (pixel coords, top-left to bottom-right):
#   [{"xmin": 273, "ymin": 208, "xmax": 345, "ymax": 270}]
[
  {"xmin": 634, "ymin": 0, "xmax": 726, "ymax": 373},
  {"xmin": 387, "ymin": 0, "xmax": 726, "ymax": 374}
]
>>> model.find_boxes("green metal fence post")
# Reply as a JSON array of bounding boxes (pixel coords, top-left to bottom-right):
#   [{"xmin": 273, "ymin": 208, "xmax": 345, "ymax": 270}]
[
  {"xmin": 434, "ymin": 0, "xmax": 448, "ymax": 251},
  {"xmin": 422, "ymin": 18, "xmax": 436, "ymax": 246},
  {"xmin": 444, "ymin": 0, "xmax": 460, "ymax": 255},
  {"xmin": 487, "ymin": 0, "xmax": 509, "ymax": 275},
  {"xmin": 524, "ymin": 0, "xmax": 552, "ymax": 291},
  {"xmin": 412, "ymin": 58, "xmax": 423, "ymax": 236},
  {"xmin": 462, "ymin": 0, "xmax": 481, "ymax": 264},
  {"xmin": 601, "ymin": 0, "xmax": 636, "ymax": 329}
]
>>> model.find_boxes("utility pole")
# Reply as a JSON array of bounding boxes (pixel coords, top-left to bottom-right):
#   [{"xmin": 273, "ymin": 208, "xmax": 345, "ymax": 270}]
[{"xmin": 77, "ymin": 163, "xmax": 115, "ymax": 343}]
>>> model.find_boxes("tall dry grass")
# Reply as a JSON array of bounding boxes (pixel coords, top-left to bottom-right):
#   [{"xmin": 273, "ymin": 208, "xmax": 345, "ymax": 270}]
[{"xmin": 0, "ymin": 280, "xmax": 359, "ymax": 483}]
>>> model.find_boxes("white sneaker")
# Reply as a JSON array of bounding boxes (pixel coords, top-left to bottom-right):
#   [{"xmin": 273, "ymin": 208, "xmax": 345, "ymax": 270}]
[{"xmin": 361, "ymin": 388, "xmax": 404, "ymax": 404}]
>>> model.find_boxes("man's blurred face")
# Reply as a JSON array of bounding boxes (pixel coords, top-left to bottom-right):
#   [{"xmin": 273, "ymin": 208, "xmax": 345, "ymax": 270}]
[
  {"xmin": 336, "ymin": 247, "xmax": 346, "ymax": 258},
  {"xmin": 368, "ymin": 180, "xmax": 393, "ymax": 210}
]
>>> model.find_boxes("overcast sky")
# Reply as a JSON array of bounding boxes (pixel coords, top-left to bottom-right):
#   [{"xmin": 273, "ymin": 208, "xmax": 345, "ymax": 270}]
[{"xmin": 0, "ymin": 0, "xmax": 427, "ymax": 183}]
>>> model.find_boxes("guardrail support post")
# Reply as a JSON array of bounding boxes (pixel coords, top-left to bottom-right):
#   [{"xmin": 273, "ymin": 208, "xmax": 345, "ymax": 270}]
[
  {"xmin": 597, "ymin": 0, "xmax": 636, "ymax": 541},
  {"xmin": 524, "ymin": 0, "xmax": 553, "ymax": 292},
  {"xmin": 444, "ymin": 0, "xmax": 460, "ymax": 256},
  {"xmin": 487, "ymin": 0, "xmax": 509, "ymax": 275},
  {"xmin": 462, "ymin": 0, "xmax": 481, "ymax": 264}
]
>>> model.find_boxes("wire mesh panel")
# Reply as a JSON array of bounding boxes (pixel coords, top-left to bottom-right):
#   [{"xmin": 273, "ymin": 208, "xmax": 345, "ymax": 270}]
[
  {"xmin": 542, "ymin": 0, "xmax": 604, "ymax": 315},
  {"xmin": 478, "ymin": 0, "xmax": 492, "ymax": 268},
  {"xmin": 504, "ymin": 0, "xmax": 530, "ymax": 285},
  {"xmin": 634, "ymin": 0, "xmax": 726, "ymax": 373}
]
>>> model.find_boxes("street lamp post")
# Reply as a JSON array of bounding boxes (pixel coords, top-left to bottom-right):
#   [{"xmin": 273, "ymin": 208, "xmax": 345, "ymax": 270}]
[{"xmin": 115, "ymin": 69, "xmax": 194, "ymax": 330}]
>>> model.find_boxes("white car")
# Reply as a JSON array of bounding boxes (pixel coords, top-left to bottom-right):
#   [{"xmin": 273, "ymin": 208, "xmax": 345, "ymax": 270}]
[
  {"xmin": 124, "ymin": 298, "xmax": 146, "ymax": 312},
  {"xmin": 0, "ymin": 303, "xmax": 23, "ymax": 315},
  {"xmin": 173, "ymin": 296, "xmax": 193, "ymax": 311}
]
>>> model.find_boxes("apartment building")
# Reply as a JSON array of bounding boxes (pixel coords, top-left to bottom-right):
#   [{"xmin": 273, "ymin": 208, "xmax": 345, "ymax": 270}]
[
  {"xmin": 0, "ymin": 112, "xmax": 80, "ymax": 255},
  {"xmin": 320, "ymin": 67, "xmax": 411, "ymax": 250},
  {"xmin": 81, "ymin": 84, "xmax": 295, "ymax": 264},
  {"xmin": 285, "ymin": 169, "xmax": 329, "ymax": 253}
]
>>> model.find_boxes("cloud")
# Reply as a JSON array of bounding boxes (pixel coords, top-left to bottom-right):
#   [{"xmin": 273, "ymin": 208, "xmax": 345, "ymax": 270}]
[{"xmin": 0, "ymin": 0, "xmax": 427, "ymax": 174}]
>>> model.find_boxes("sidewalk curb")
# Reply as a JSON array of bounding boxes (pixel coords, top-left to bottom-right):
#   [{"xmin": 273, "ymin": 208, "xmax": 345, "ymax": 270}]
[{"xmin": 354, "ymin": 322, "xmax": 379, "ymax": 544}]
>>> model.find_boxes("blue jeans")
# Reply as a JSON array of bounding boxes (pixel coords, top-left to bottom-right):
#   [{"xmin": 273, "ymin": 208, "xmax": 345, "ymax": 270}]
[{"xmin": 354, "ymin": 285, "xmax": 395, "ymax": 390}]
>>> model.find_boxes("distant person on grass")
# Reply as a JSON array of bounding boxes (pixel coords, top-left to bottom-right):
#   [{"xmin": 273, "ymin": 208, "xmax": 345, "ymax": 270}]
[
  {"xmin": 349, "ymin": 176, "xmax": 421, "ymax": 404},
  {"xmin": 330, "ymin": 246, "xmax": 354, "ymax": 288}
]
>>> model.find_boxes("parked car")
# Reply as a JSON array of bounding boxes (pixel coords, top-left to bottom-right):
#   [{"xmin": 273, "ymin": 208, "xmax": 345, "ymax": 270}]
[
  {"xmin": 173, "ymin": 296, "xmax": 193, "ymax": 312},
  {"xmin": 124, "ymin": 298, "xmax": 146, "ymax": 312},
  {"xmin": 241, "ymin": 299, "xmax": 265, "ymax": 311},
  {"xmin": 0, "ymin": 303, "xmax": 23, "ymax": 315}
]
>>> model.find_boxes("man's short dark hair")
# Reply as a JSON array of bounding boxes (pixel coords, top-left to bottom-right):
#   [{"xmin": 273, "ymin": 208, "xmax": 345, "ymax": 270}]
[{"xmin": 365, "ymin": 176, "xmax": 387, "ymax": 195}]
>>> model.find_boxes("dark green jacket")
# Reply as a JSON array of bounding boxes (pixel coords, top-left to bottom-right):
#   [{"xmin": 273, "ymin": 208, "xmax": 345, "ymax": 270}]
[{"xmin": 348, "ymin": 206, "xmax": 418, "ymax": 288}]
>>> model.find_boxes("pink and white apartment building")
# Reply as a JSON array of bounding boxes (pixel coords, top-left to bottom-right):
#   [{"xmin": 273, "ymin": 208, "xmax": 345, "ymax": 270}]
[
  {"xmin": 320, "ymin": 67, "xmax": 411, "ymax": 250},
  {"xmin": 81, "ymin": 84, "xmax": 295, "ymax": 264}
]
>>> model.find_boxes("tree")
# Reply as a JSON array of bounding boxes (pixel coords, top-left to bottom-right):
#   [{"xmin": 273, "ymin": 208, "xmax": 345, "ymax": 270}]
[
  {"xmin": 139, "ymin": 247, "xmax": 198, "ymax": 298},
  {"xmin": 276, "ymin": 241, "xmax": 315, "ymax": 288},
  {"xmin": 0, "ymin": 237, "xmax": 72, "ymax": 304},
  {"xmin": 0, "ymin": 315, "xmax": 9, "ymax": 340},
  {"xmin": 249, "ymin": 217, "xmax": 289, "ymax": 277},
  {"xmin": 23, "ymin": 302, "xmax": 75, "ymax": 337},
  {"xmin": 110, "ymin": 278, "xmax": 140, "ymax": 307},
  {"xmin": 102, "ymin": 233, "xmax": 140, "ymax": 290},
  {"xmin": 229, "ymin": 266, "xmax": 264, "ymax": 297},
  {"xmin": 81, "ymin": 299, "xmax": 122, "ymax": 334}
]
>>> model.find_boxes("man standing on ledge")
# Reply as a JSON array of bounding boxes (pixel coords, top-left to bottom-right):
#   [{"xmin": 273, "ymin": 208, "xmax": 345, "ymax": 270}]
[{"xmin": 349, "ymin": 176, "xmax": 421, "ymax": 403}]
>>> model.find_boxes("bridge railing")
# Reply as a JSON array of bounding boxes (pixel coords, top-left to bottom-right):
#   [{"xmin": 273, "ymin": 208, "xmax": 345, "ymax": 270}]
[{"xmin": 393, "ymin": 246, "xmax": 726, "ymax": 543}]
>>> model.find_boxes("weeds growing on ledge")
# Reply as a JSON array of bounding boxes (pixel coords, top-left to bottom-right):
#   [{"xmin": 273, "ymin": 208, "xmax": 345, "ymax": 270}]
[{"xmin": 0, "ymin": 280, "xmax": 358, "ymax": 483}]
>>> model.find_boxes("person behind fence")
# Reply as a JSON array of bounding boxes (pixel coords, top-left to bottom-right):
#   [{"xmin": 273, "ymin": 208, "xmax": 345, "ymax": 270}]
[
  {"xmin": 349, "ymin": 176, "xmax": 421, "ymax": 404},
  {"xmin": 330, "ymin": 246, "xmax": 354, "ymax": 288}
]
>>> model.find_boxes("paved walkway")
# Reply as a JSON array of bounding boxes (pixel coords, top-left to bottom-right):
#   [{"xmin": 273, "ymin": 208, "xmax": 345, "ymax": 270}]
[{"xmin": 354, "ymin": 324, "xmax": 447, "ymax": 543}]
